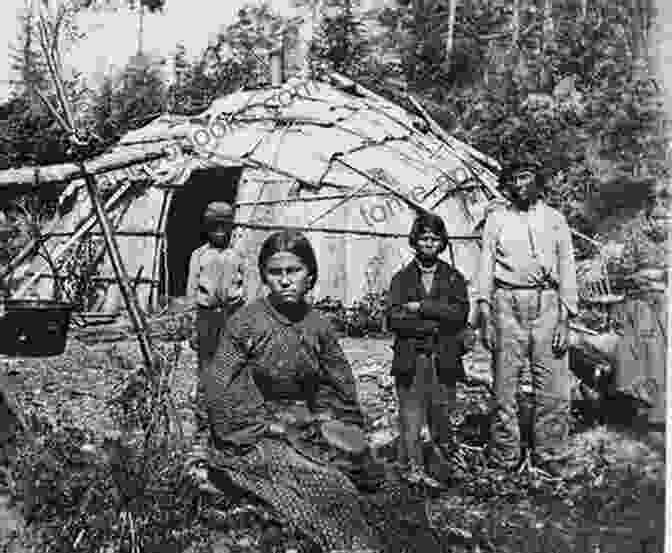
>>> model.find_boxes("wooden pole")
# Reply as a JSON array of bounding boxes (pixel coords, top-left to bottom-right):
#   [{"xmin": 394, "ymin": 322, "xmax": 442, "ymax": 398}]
[
  {"xmin": 28, "ymin": 274, "xmax": 158, "ymax": 286},
  {"xmin": 407, "ymin": 94, "xmax": 501, "ymax": 199},
  {"xmin": 27, "ymin": 0, "xmax": 159, "ymax": 392},
  {"xmin": 511, "ymin": 0, "xmax": 521, "ymax": 47},
  {"xmin": 234, "ymin": 192, "xmax": 399, "ymax": 206},
  {"xmin": 150, "ymin": 189, "xmax": 174, "ymax": 310},
  {"xmin": 0, "ymin": 148, "xmax": 168, "ymax": 192},
  {"xmin": 445, "ymin": 0, "xmax": 457, "ymax": 68},
  {"xmin": 137, "ymin": 2, "xmax": 144, "ymax": 56},
  {"xmin": 447, "ymin": 241, "xmax": 456, "ymax": 266},
  {"xmin": 79, "ymin": 166, "xmax": 156, "ymax": 378},
  {"xmin": 233, "ymin": 220, "xmax": 479, "ymax": 240},
  {"xmin": 10, "ymin": 180, "xmax": 136, "ymax": 296},
  {"xmin": 666, "ymin": 241, "xmax": 672, "ymax": 553},
  {"xmin": 1, "ymin": 239, "xmax": 42, "ymax": 285},
  {"xmin": 44, "ymin": 230, "xmax": 170, "ymax": 238},
  {"xmin": 333, "ymin": 157, "xmax": 431, "ymax": 215},
  {"xmin": 307, "ymin": 180, "xmax": 375, "ymax": 227}
]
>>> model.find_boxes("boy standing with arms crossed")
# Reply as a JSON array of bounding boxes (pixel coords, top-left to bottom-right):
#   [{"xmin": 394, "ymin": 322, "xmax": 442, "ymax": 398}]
[{"xmin": 387, "ymin": 212, "xmax": 471, "ymax": 486}]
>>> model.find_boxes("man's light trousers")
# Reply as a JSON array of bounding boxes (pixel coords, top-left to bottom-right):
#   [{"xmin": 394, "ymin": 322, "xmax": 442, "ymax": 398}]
[{"xmin": 490, "ymin": 288, "xmax": 571, "ymax": 468}]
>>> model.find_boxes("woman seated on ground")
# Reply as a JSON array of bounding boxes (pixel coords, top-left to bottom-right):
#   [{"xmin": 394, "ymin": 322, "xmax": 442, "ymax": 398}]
[{"xmin": 200, "ymin": 229, "xmax": 382, "ymax": 553}]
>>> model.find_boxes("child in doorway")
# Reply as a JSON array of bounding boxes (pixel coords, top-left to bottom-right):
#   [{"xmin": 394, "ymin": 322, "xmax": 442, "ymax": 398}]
[
  {"xmin": 387, "ymin": 212, "xmax": 470, "ymax": 486},
  {"xmin": 187, "ymin": 201, "xmax": 246, "ymax": 403}
]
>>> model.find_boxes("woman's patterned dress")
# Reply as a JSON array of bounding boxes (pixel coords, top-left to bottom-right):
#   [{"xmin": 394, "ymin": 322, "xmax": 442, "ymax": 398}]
[{"xmin": 201, "ymin": 297, "xmax": 381, "ymax": 552}]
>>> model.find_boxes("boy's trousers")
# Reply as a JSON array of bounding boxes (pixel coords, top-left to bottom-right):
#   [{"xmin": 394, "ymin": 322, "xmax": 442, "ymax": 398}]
[
  {"xmin": 196, "ymin": 306, "xmax": 230, "ymax": 378},
  {"xmin": 194, "ymin": 306, "xmax": 234, "ymax": 433},
  {"xmin": 395, "ymin": 352, "xmax": 456, "ymax": 468}
]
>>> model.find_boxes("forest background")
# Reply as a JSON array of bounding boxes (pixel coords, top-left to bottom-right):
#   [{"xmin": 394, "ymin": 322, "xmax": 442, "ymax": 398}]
[{"xmin": 0, "ymin": 0, "xmax": 670, "ymax": 274}]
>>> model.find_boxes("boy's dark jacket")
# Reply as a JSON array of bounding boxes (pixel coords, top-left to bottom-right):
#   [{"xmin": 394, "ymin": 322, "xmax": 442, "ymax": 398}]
[{"xmin": 387, "ymin": 259, "xmax": 470, "ymax": 387}]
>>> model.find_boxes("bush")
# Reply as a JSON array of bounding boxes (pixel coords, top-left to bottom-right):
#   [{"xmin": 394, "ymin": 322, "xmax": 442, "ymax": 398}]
[
  {"xmin": 52, "ymin": 236, "xmax": 106, "ymax": 309},
  {"xmin": 15, "ymin": 423, "xmax": 211, "ymax": 553},
  {"xmin": 314, "ymin": 292, "xmax": 389, "ymax": 338},
  {"xmin": 8, "ymin": 347, "xmax": 214, "ymax": 553},
  {"xmin": 349, "ymin": 291, "xmax": 388, "ymax": 337},
  {"xmin": 313, "ymin": 295, "xmax": 348, "ymax": 333}
]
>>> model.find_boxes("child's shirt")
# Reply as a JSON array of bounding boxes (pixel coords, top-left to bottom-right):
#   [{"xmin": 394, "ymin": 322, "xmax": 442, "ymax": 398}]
[{"xmin": 186, "ymin": 243, "xmax": 246, "ymax": 309}]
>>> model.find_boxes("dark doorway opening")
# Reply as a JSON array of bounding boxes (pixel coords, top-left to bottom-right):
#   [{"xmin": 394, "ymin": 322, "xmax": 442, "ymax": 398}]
[{"xmin": 164, "ymin": 166, "xmax": 242, "ymax": 298}]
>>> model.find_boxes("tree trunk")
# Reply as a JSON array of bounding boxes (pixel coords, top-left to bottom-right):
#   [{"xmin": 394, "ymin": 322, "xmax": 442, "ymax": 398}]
[
  {"xmin": 630, "ymin": 0, "xmax": 643, "ymax": 60},
  {"xmin": 630, "ymin": 0, "xmax": 649, "ymax": 76},
  {"xmin": 504, "ymin": 0, "xmax": 524, "ymax": 83},
  {"xmin": 412, "ymin": 0, "xmax": 424, "ymax": 31},
  {"xmin": 297, "ymin": 0, "xmax": 322, "ymax": 78},
  {"xmin": 462, "ymin": 0, "xmax": 472, "ymax": 19},
  {"xmin": 444, "ymin": 0, "xmax": 457, "ymax": 70},
  {"xmin": 511, "ymin": 0, "xmax": 521, "ymax": 48},
  {"xmin": 542, "ymin": 0, "xmax": 553, "ymax": 36},
  {"xmin": 539, "ymin": 0, "xmax": 554, "ymax": 90},
  {"xmin": 412, "ymin": 0, "xmax": 425, "ymax": 19},
  {"xmin": 581, "ymin": 0, "xmax": 588, "ymax": 19},
  {"xmin": 137, "ymin": 2, "xmax": 144, "ymax": 55},
  {"xmin": 412, "ymin": 0, "xmax": 427, "ymax": 52}
]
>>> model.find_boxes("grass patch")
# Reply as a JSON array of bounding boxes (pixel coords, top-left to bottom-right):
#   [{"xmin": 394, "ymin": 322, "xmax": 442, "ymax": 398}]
[{"xmin": 0, "ymin": 337, "xmax": 664, "ymax": 553}]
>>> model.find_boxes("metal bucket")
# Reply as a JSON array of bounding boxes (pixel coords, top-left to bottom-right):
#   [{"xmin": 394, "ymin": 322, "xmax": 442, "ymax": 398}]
[{"xmin": 0, "ymin": 299, "xmax": 74, "ymax": 357}]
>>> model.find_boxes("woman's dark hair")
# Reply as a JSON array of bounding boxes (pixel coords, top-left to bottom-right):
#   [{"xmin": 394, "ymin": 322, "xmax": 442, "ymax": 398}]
[
  {"xmin": 408, "ymin": 212, "xmax": 449, "ymax": 253},
  {"xmin": 258, "ymin": 229, "xmax": 318, "ymax": 289}
]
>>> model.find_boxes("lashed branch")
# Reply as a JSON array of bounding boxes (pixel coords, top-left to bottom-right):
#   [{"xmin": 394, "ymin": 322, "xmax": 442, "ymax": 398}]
[
  {"xmin": 0, "ymin": 147, "xmax": 170, "ymax": 191},
  {"xmin": 36, "ymin": 8, "xmax": 76, "ymax": 135},
  {"xmin": 32, "ymin": 85, "xmax": 71, "ymax": 136},
  {"xmin": 2, "ymin": 178, "xmax": 136, "ymax": 285},
  {"xmin": 235, "ymin": 220, "xmax": 479, "ymax": 240},
  {"xmin": 234, "ymin": 191, "xmax": 397, "ymax": 207},
  {"xmin": 445, "ymin": 0, "xmax": 457, "ymax": 67},
  {"xmin": 407, "ymin": 94, "xmax": 500, "ymax": 198}
]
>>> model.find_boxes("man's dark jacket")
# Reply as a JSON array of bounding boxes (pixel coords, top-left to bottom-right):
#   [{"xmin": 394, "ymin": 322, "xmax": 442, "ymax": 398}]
[{"xmin": 387, "ymin": 259, "xmax": 470, "ymax": 387}]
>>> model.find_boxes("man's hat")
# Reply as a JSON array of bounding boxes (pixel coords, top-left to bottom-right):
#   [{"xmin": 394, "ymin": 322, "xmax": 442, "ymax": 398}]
[{"xmin": 203, "ymin": 201, "xmax": 234, "ymax": 223}]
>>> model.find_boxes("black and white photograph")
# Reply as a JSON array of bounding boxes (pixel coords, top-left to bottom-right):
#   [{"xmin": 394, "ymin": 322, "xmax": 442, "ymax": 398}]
[{"xmin": 0, "ymin": 0, "xmax": 669, "ymax": 551}]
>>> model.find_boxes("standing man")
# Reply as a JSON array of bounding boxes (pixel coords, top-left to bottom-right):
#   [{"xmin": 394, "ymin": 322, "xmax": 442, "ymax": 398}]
[
  {"xmin": 476, "ymin": 160, "xmax": 578, "ymax": 477},
  {"xmin": 187, "ymin": 201, "xmax": 246, "ymax": 403}
]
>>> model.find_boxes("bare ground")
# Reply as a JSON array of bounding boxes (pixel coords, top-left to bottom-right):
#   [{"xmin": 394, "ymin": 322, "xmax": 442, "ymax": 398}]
[{"xmin": 0, "ymin": 334, "xmax": 665, "ymax": 553}]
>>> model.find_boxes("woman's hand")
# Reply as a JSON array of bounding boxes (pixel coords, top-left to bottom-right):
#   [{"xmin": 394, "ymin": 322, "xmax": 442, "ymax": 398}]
[
  {"xmin": 478, "ymin": 301, "xmax": 496, "ymax": 351},
  {"xmin": 552, "ymin": 303, "xmax": 570, "ymax": 357},
  {"xmin": 403, "ymin": 301, "xmax": 421, "ymax": 313},
  {"xmin": 189, "ymin": 381, "xmax": 199, "ymax": 403},
  {"xmin": 226, "ymin": 293, "xmax": 245, "ymax": 309},
  {"xmin": 315, "ymin": 411, "xmax": 334, "ymax": 423},
  {"xmin": 459, "ymin": 325, "xmax": 478, "ymax": 353},
  {"xmin": 268, "ymin": 422, "xmax": 287, "ymax": 435},
  {"xmin": 552, "ymin": 319, "xmax": 570, "ymax": 357}
]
